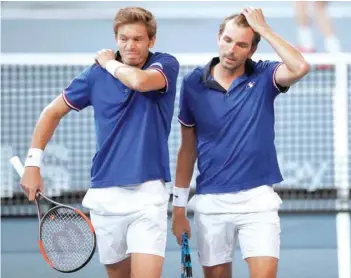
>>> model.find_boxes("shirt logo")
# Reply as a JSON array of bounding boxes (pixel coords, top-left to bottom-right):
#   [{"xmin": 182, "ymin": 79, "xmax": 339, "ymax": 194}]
[{"xmin": 246, "ymin": 81, "xmax": 256, "ymax": 89}]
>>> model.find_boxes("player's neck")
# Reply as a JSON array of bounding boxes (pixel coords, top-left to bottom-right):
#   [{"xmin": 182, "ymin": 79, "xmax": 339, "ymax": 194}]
[{"xmin": 214, "ymin": 63, "xmax": 246, "ymax": 83}]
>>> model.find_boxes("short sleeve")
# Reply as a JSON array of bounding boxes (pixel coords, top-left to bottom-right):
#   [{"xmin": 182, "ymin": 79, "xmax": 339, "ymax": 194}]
[
  {"xmin": 62, "ymin": 65, "xmax": 94, "ymax": 111},
  {"xmin": 147, "ymin": 54, "xmax": 180, "ymax": 93},
  {"xmin": 178, "ymin": 78, "xmax": 196, "ymax": 127},
  {"xmin": 258, "ymin": 60, "xmax": 290, "ymax": 97}
]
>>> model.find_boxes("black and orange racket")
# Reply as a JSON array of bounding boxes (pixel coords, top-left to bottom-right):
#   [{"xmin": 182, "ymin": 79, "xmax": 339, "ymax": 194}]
[{"xmin": 10, "ymin": 156, "xmax": 96, "ymax": 273}]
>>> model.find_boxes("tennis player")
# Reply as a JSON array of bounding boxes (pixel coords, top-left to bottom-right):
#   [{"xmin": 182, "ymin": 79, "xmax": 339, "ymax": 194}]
[
  {"xmin": 20, "ymin": 7, "xmax": 179, "ymax": 278},
  {"xmin": 172, "ymin": 8, "xmax": 309, "ymax": 278}
]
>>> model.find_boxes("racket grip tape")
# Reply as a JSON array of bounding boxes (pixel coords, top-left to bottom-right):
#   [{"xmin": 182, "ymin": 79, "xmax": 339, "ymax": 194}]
[{"xmin": 10, "ymin": 156, "xmax": 25, "ymax": 177}]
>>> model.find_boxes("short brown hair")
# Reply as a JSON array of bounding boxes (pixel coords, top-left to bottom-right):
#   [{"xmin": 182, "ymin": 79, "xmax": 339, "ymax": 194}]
[
  {"xmin": 219, "ymin": 14, "xmax": 261, "ymax": 48},
  {"xmin": 113, "ymin": 7, "xmax": 157, "ymax": 39}
]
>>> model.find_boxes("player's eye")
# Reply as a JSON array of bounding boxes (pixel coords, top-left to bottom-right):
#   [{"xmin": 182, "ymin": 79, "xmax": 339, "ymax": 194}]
[{"xmin": 237, "ymin": 43, "xmax": 249, "ymax": 48}]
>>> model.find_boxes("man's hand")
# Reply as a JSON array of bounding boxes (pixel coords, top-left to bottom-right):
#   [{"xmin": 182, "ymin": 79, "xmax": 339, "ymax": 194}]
[
  {"xmin": 172, "ymin": 208, "xmax": 191, "ymax": 245},
  {"xmin": 95, "ymin": 49, "xmax": 115, "ymax": 69},
  {"xmin": 20, "ymin": 167, "xmax": 44, "ymax": 201},
  {"xmin": 240, "ymin": 7, "xmax": 310, "ymax": 87},
  {"xmin": 241, "ymin": 7, "xmax": 270, "ymax": 35}
]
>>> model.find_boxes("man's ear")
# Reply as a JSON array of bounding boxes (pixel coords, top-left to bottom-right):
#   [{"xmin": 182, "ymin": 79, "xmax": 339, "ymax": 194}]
[
  {"xmin": 249, "ymin": 44, "xmax": 257, "ymax": 58},
  {"xmin": 149, "ymin": 36, "xmax": 156, "ymax": 48}
]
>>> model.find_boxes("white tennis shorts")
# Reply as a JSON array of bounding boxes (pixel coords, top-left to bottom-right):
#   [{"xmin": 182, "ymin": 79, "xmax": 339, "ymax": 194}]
[
  {"xmin": 190, "ymin": 185, "xmax": 282, "ymax": 267},
  {"xmin": 82, "ymin": 180, "xmax": 169, "ymax": 265}
]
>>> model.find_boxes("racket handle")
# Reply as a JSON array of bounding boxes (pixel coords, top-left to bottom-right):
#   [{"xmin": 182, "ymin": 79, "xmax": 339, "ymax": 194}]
[{"xmin": 10, "ymin": 156, "xmax": 25, "ymax": 177}]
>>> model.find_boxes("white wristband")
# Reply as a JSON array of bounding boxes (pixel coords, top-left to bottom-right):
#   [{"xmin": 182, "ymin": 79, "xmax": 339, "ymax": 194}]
[
  {"xmin": 105, "ymin": 60, "xmax": 120, "ymax": 76},
  {"xmin": 24, "ymin": 148, "xmax": 44, "ymax": 168},
  {"xmin": 172, "ymin": 186, "xmax": 190, "ymax": 207}
]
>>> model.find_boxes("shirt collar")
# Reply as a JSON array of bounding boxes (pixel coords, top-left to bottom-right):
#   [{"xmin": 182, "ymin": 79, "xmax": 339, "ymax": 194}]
[{"xmin": 201, "ymin": 57, "xmax": 255, "ymax": 83}]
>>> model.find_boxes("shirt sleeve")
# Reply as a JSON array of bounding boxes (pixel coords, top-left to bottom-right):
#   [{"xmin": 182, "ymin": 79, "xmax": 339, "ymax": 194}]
[
  {"xmin": 178, "ymin": 77, "xmax": 196, "ymax": 127},
  {"xmin": 259, "ymin": 60, "xmax": 290, "ymax": 97},
  {"xmin": 62, "ymin": 65, "xmax": 94, "ymax": 111},
  {"xmin": 147, "ymin": 54, "xmax": 180, "ymax": 93}
]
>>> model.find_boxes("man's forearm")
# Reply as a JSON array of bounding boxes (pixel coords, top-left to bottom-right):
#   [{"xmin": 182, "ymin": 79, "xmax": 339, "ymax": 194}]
[
  {"xmin": 175, "ymin": 146, "xmax": 197, "ymax": 187},
  {"xmin": 261, "ymin": 27, "xmax": 308, "ymax": 74},
  {"xmin": 24, "ymin": 108, "xmax": 63, "ymax": 168},
  {"xmin": 106, "ymin": 60, "xmax": 148, "ymax": 91},
  {"xmin": 30, "ymin": 109, "xmax": 62, "ymax": 150},
  {"xmin": 173, "ymin": 148, "xmax": 197, "ymax": 214}
]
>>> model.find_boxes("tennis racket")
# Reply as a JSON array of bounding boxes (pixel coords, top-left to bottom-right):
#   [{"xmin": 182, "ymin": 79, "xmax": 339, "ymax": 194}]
[
  {"xmin": 10, "ymin": 156, "xmax": 96, "ymax": 273},
  {"xmin": 181, "ymin": 233, "xmax": 193, "ymax": 278}
]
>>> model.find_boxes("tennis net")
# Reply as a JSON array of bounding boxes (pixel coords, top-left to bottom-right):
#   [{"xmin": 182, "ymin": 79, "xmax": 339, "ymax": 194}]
[{"xmin": 1, "ymin": 52, "xmax": 351, "ymax": 215}]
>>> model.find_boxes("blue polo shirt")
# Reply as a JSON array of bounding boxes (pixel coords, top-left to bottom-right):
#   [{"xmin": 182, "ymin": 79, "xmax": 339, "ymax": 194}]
[
  {"xmin": 178, "ymin": 57, "xmax": 289, "ymax": 194},
  {"xmin": 62, "ymin": 52, "xmax": 180, "ymax": 188}
]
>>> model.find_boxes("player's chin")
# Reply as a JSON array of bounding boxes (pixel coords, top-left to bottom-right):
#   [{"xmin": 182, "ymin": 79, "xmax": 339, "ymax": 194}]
[
  {"xmin": 123, "ymin": 57, "xmax": 142, "ymax": 67},
  {"xmin": 222, "ymin": 63, "xmax": 238, "ymax": 71}
]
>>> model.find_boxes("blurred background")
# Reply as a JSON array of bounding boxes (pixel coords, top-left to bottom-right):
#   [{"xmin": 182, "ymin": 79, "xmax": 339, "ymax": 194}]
[
  {"xmin": 1, "ymin": 1, "xmax": 351, "ymax": 278},
  {"xmin": 2, "ymin": 1, "xmax": 351, "ymax": 53}
]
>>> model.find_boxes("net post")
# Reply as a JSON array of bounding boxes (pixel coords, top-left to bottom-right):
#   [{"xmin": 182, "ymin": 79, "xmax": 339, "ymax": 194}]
[{"xmin": 333, "ymin": 54, "xmax": 351, "ymax": 278}]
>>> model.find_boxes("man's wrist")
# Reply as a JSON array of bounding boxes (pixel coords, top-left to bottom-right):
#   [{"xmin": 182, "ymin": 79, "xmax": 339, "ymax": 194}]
[
  {"xmin": 172, "ymin": 186, "xmax": 190, "ymax": 207},
  {"xmin": 105, "ymin": 60, "xmax": 120, "ymax": 75},
  {"xmin": 258, "ymin": 26, "xmax": 272, "ymax": 38},
  {"xmin": 24, "ymin": 148, "xmax": 44, "ymax": 168}
]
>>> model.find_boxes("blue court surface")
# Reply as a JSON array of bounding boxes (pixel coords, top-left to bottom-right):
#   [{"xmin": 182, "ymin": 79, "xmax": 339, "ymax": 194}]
[{"xmin": 2, "ymin": 213, "xmax": 350, "ymax": 278}]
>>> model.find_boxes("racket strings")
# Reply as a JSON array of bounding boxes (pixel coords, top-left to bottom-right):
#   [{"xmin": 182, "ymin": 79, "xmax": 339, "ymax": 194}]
[{"xmin": 40, "ymin": 207, "xmax": 94, "ymax": 272}]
